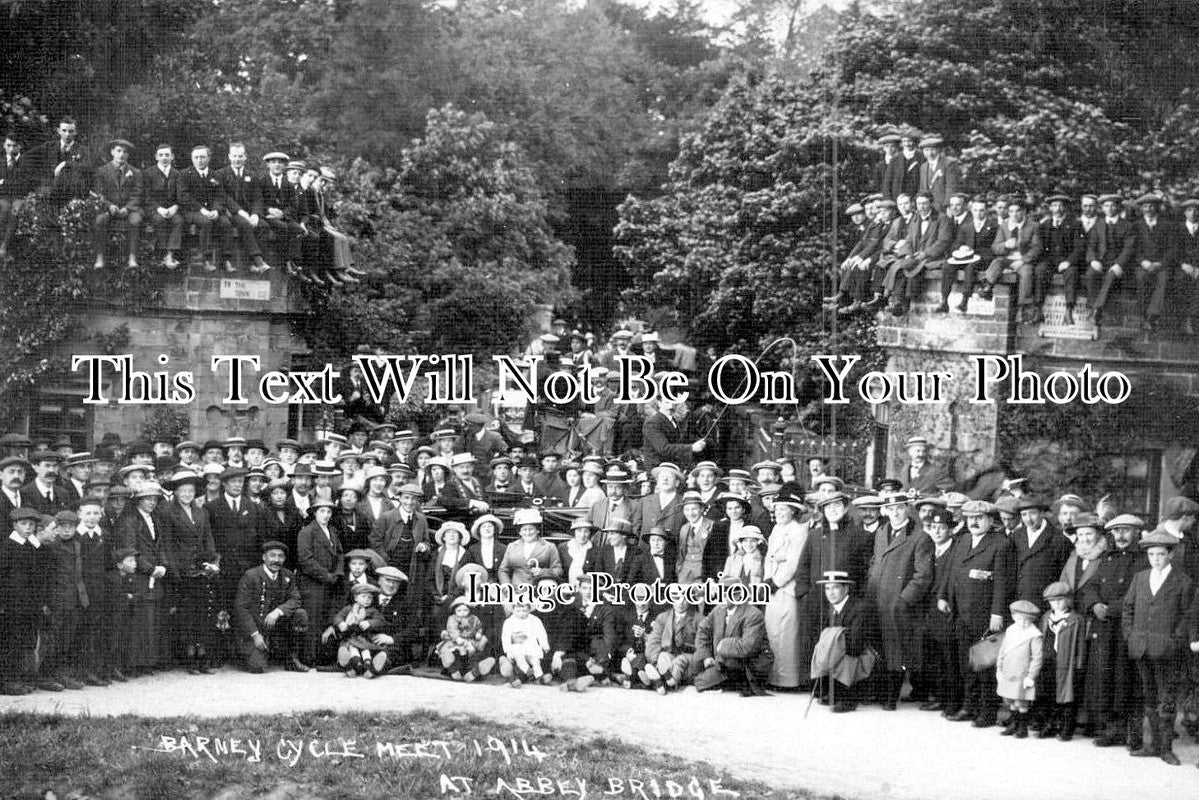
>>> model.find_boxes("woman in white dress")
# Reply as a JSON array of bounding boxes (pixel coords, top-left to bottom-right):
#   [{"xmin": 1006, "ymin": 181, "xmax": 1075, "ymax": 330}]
[{"xmin": 763, "ymin": 492, "xmax": 809, "ymax": 689}]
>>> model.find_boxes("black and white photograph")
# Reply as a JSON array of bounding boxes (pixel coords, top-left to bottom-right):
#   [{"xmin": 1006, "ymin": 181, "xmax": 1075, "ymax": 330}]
[{"xmin": 2, "ymin": 1, "xmax": 1199, "ymax": 798}]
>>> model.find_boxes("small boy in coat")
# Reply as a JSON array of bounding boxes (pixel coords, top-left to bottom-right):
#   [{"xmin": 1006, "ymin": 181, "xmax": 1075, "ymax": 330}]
[
  {"xmin": 435, "ymin": 595, "xmax": 490, "ymax": 681},
  {"xmin": 1037, "ymin": 581, "xmax": 1086, "ymax": 740},
  {"xmin": 997, "ymin": 599, "xmax": 1044, "ymax": 738},
  {"xmin": 107, "ymin": 547, "xmax": 155, "ymax": 675},
  {"xmin": 321, "ymin": 582, "xmax": 388, "ymax": 678}
]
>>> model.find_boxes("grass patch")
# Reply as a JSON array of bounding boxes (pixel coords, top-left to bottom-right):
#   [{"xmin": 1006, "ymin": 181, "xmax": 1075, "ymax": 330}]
[{"xmin": 0, "ymin": 710, "xmax": 823, "ymax": 799}]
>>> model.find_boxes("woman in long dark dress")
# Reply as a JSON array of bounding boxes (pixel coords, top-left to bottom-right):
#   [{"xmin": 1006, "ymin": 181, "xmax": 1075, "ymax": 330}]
[{"xmin": 163, "ymin": 471, "xmax": 222, "ymax": 674}]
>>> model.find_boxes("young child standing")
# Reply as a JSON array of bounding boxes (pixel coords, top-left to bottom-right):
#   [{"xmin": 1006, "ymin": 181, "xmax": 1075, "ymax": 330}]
[
  {"xmin": 997, "ymin": 599, "xmax": 1044, "ymax": 738},
  {"xmin": 502, "ymin": 601, "xmax": 550, "ymax": 687},
  {"xmin": 108, "ymin": 547, "xmax": 154, "ymax": 676},
  {"xmin": 1038, "ymin": 581, "xmax": 1086, "ymax": 740},
  {"xmin": 435, "ymin": 596, "xmax": 491, "ymax": 681}
]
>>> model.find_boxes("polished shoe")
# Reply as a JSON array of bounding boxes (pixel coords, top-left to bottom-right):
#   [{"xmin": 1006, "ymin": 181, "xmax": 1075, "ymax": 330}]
[
  {"xmin": 948, "ymin": 709, "xmax": 976, "ymax": 722},
  {"xmin": 999, "ymin": 717, "xmax": 1018, "ymax": 736},
  {"xmin": 198, "ymin": 661, "xmax": 216, "ymax": 675},
  {"xmin": 1159, "ymin": 749, "xmax": 1181, "ymax": 766},
  {"xmin": 163, "ymin": 253, "xmax": 180, "ymax": 270},
  {"xmin": 919, "ymin": 701, "xmax": 944, "ymax": 712},
  {"xmin": 881, "ymin": 699, "xmax": 898, "ymax": 711},
  {"xmin": 836, "ymin": 301, "xmax": 861, "ymax": 316},
  {"xmin": 934, "ymin": 302, "xmax": 950, "ymax": 314},
  {"xmin": 345, "ymin": 266, "xmax": 367, "ymax": 277},
  {"xmin": 93, "ymin": 254, "xmax": 106, "ymax": 270},
  {"xmin": 335, "ymin": 271, "xmax": 360, "ymax": 285},
  {"xmin": 972, "ymin": 715, "xmax": 998, "ymax": 729},
  {"xmin": 831, "ymin": 701, "xmax": 858, "ymax": 713},
  {"xmin": 250, "ymin": 257, "xmax": 272, "ymax": 273},
  {"xmin": 203, "ymin": 260, "xmax": 217, "ymax": 272}
]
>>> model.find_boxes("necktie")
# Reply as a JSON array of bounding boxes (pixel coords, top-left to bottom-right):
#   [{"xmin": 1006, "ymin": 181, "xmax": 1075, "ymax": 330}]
[
  {"xmin": 233, "ymin": 498, "xmax": 239, "ymax": 514},
  {"xmin": 185, "ymin": 506, "xmax": 194, "ymax": 524},
  {"xmin": 70, "ymin": 539, "xmax": 89, "ymax": 607},
  {"xmin": 46, "ymin": 489, "xmax": 54, "ymax": 504}
]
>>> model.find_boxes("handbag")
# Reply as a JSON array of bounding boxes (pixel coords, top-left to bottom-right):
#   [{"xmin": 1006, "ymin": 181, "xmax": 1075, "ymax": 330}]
[{"xmin": 968, "ymin": 632, "xmax": 1003, "ymax": 672}]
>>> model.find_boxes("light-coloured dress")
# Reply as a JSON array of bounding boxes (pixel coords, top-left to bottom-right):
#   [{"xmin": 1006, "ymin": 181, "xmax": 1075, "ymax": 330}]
[{"xmin": 763, "ymin": 518, "xmax": 809, "ymax": 687}]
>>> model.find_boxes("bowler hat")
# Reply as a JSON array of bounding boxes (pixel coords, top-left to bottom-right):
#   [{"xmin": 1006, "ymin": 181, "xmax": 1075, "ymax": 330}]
[
  {"xmin": 0, "ymin": 455, "xmax": 31, "ymax": 472},
  {"xmin": 927, "ymin": 507, "xmax": 954, "ymax": 526}
]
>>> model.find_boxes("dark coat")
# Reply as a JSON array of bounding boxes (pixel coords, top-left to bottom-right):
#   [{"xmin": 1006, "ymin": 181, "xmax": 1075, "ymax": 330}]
[
  {"xmin": 207, "ymin": 495, "xmax": 266, "ymax": 607},
  {"xmin": 1132, "ymin": 218, "xmax": 1179, "ymax": 268},
  {"xmin": 178, "ymin": 167, "xmax": 227, "ymax": 214},
  {"xmin": 260, "ymin": 172, "xmax": 296, "ymax": 217},
  {"xmin": 331, "ymin": 506, "xmax": 372, "ymax": 552},
  {"xmin": 868, "ymin": 519, "xmax": 935, "ymax": 669},
  {"xmin": 1012, "ymin": 523, "xmax": 1072, "ymax": 608},
  {"xmin": 214, "ymin": 166, "xmax": 263, "ymax": 217},
  {"xmin": 954, "ymin": 215, "xmax": 998, "ymax": 253},
  {"xmin": 918, "ymin": 156, "xmax": 962, "ymax": 210},
  {"xmin": 143, "ymin": 166, "xmax": 180, "ymax": 210},
  {"xmin": 46, "ymin": 534, "xmax": 107, "ymax": 615},
  {"xmin": 582, "ymin": 603, "xmax": 620, "ymax": 666},
  {"xmin": 0, "ymin": 153, "xmax": 37, "ymax": 198},
  {"xmin": 583, "ymin": 543, "xmax": 653, "ymax": 586},
  {"xmin": 19, "ymin": 482, "xmax": 66, "ymax": 515},
  {"xmin": 1121, "ymin": 567, "xmax": 1193, "ymax": 659},
  {"xmin": 233, "ymin": 564, "xmax": 302, "ymax": 641},
  {"xmin": 824, "ymin": 595, "xmax": 881, "ymax": 658},
  {"xmin": 636, "ymin": 492, "xmax": 686, "ymax": 541},
  {"xmin": 93, "ymin": 162, "xmax": 143, "ymax": 211},
  {"xmin": 938, "ymin": 529, "xmax": 1016, "ymax": 632},
  {"xmin": 1086, "ymin": 217, "xmax": 1135, "ymax": 268},
  {"xmin": 877, "ymin": 155, "xmax": 906, "ymax": 201},
  {"xmin": 641, "ymin": 412, "xmax": 695, "ymax": 471},
  {"xmin": 370, "ymin": 507, "xmax": 430, "ymax": 572},
  {"xmin": 892, "ymin": 457, "xmax": 951, "ymax": 496},
  {"xmin": 1039, "ymin": 217, "xmax": 1085, "ymax": 266},
  {"xmin": 116, "ymin": 508, "xmax": 171, "ymax": 603}
]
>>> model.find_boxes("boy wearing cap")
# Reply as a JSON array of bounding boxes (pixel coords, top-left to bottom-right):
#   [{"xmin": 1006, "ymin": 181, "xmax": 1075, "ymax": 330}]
[
  {"xmin": 323, "ymin": 582, "xmax": 388, "ymax": 678},
  {"xmin": 1083, "ymin": 514, "xmax": 1146, "ymax": 748},
  {"xmin": 234, "ymin": 541, "xmax": 309, "ymax": 674},
  {"xmin": 996, "ymin": 599, "xmax": 1044, "ymax": 738},
  {"xmin": 1121, "ymin": 529, "xmax": 1194, "ymax": 764},
  {"xmin": 811, "ymin": 571, "xmax": 880, "ymax": 712},
  {"xmin": 108, "ymin": 546, "xmax": 155, "ymax": 675},
  {"xmin": 42, "ymin": 509, "xmax": 101, "ymax": 689},
  {"xmin": 1037, "ymin": 581, "xmax": 1086, "ymax": 740}
]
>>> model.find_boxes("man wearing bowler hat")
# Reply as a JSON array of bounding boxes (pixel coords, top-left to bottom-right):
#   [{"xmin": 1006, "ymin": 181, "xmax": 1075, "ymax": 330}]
[
  {"xmin": 874, "ymin": 130, "xmax": 905, "ymax": 201},
  {"xmin": 234, "ymin": 540, "xmax": 309, "ymax": 673},
  {"xmin": 208, "ymin": 466, "xmax": 268, "ymax": 613}
]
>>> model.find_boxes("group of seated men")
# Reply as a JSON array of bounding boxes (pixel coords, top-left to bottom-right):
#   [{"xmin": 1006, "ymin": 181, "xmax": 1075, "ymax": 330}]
[
  {"xmin": 824, "ymin": 128, "xmax": 1198, "ymax": 334},
  {"xmin": 0, "ymin": 117, "xmax": 365, "ymax": 287}
]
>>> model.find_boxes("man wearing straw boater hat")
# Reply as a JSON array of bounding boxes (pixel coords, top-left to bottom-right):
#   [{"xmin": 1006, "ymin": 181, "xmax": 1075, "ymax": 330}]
[{"xmin": 810, "ymin": 570, "xmax": 880, "ymax": 713}]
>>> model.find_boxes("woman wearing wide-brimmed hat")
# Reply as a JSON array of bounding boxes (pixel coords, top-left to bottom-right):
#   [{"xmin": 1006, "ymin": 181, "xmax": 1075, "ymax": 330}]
[
  {"xmin": 498, "ymin": 508, "xmax": 563, "ymax": 585},
  {"xmin": 161, "ymin": 470, "xmax": 220, "ymax": 674},
  {"xmin": 763, "ymin": 492, "xmax": 810, "ymax": 689},
  {"xmin": 429, "ymin": 521, "xmax": 476, "ymax": 623}
]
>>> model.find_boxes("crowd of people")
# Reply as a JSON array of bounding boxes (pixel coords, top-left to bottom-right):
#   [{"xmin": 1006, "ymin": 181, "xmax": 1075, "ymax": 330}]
[
  {"xmin": 824, "ymin": 128, "xmax": 1199, "ymax": 334},
  {"xmin": 1, "ymin": 396, "xmax": 1198, "ymax": 769},
  {"xmin": 0, "ymin": 117, "xmax": 363, "ymax": 286}
]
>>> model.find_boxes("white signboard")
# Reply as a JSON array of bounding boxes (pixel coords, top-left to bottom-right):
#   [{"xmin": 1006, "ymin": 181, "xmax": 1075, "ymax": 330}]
[{"xmin": 219, "ymin": 279, "xmax": 271, "ymax": 301}]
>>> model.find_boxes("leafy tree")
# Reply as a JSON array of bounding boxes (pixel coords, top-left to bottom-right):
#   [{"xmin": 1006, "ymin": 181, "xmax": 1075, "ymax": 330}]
[{"xmin": 300, "ymin": 105, "xmax": 576, "ymax": 361}]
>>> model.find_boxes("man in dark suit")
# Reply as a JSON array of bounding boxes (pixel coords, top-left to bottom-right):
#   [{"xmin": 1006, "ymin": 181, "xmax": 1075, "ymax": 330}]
[
  {"xmin": 917, "ymin": 134, "xmax": 961, "ymax": 211},
  {"xmin": 0, "ymin": 132, "xmax": 36, "ymax": 259},
  {"xmin": 891, "ymin": 436, "xmax": 951, "ymax": 496},
  {"xmin": 20, "ymin": 451, "xmax": 67, "ymax": 514},
  {"xmin": 178, "ymin": 145, "xmax": 231, "ymax": 272},
  {"xmin": 143, "ymin": 144, "xmax": 183, "ymax": 269},
  {"xmin": 938, "ymin": 500, "xmax": 1016, "ymax": 727},
  {"xmin": 1121, "ymin": 530, "xmax": 1195, "ymax": 765},
  {"xmin": 811, "ymin": 570, "xmax": 882, "ymax": 712},
  {"xmin": 1177, "ymin": 199, "xmax": 1199, "ymax": 336},
  {"xmin": 206, "ymin": 468, "xmax": 267, "ymax": 612},
  {"xmin": 91, "ymin": 139, "xmax": 143, "ymax": 270},
  {"xmin": 1085, "ymin": 193, "xmax": 1137, "ymax": 324},
  {"xmin": 1131, "ymin": 194, "xmax": 1178, "ymax": 331},
  {"xmin": 259, "ymin": 151, "xmax": 303, "ymax": 271},
  {"xmin": 635, "ymin": 462, "xmax": 686, "ymax": 542},
  {"xmin": 888, "ymin": 192, "xmax": 953, "ymax": 316},
  {"xmin": 234, "ymin": 541, "xmax": 309, "ymax": 673},
  {"xmin": 369, "ymin": 483, "xmax": 430, "ymax": 572},
  {"xmin": 584, "ymin": 519, "xmax": 651, "ymax": 585},
  {"xmin": 1038, "ymin": 194, "xmax": 1087, "ymax": 323},
  {"xmin": 58, "ymin": 452, "xmax": 94, "ymax": 512},
  {"xmin": 1012, "ymin": 496, "xmax": 1072, "ymax": 608},
  {"xmin": 693, "ymin": 593, "xmax": 773, "ymax": 695},
  {"xmin": 214, "ymin": 142, "xmax": 271, "ymax": 274},
  {"xmin": 531, "ymin": 451, "xmax": 569, "ymax": 504},
  {"xmin": 875, "ymin": 132, "xmax": 905, "ymax": 201},
  {"xmin": 868, "ymin": 494, "xmax": 935, "ymax": 709},
  {"xmin": 28, "ymin": 117, "xmax": 91, "ymax": 206},
  {"xmin": 642, "ymin": 398, "xmax": 705, "ymax": 471},
  {"xmin": 898, "ymin": 132, "xmax": 923, "ymax": 200}
]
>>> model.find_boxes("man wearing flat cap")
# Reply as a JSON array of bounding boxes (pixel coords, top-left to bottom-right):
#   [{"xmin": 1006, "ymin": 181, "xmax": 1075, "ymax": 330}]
[
  {"xmin": 92, "ymin": 138, "xmax": 143, "ymax": 270},
  {"xmin": 916, "ymin": 134, "xmax": 961, "ymax": 211},
  {"xmin": 1158, "ymin": 495, "xmax": 1199, "ymax": 582},
  {"xmin": 874, "ymin": 131, "xmax": 905, "ymax": 201},
  {"xmin": 1082, "ymin": 513, "xmax": 1146, "ymax": 748},
  {"xmin": 1121, "ymin": 530, "xmax": 1194, "ymax": 764},
  {"xmin": 1131, "ymin": 193, "xmax": 1179, "ymax": 331},
  {"xmin": 1012, "ymin": 496, "xmax": 1071, "ymax": 610},
  {"xmin": 939, "ymin": 497, "xmax": 1015, "ymax": 727},
  {"xmin": 234, "ymin": 540, "xmax": 309, "ymax": 673}
]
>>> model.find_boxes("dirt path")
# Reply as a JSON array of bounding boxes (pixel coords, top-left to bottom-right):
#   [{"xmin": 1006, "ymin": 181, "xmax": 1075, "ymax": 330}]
[{"xmin": 3, "ymin": 668, "xmax": 1197, "ymax": 800}]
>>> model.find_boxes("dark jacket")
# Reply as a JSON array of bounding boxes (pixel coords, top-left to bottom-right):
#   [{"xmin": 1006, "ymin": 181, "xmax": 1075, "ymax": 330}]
[
  {"xmin": 143, "ymin": 166, "xmax": 180, "ymax": 211},
  {"xmin": 178, "ymin": 167, "xmax": 227, "ymax": 214},
  {"xmin": 938, "ymin": 529, "xmax": 1016, "ymax": 629},
  {"xmin": 234, "ymin": 564, "xmax": 302, "ymax": 640},
  {"xmin": 1122, "ymin": 567, "xmax": 1194, "ymax": 659},
  {"xmin": 93, "ymin": 162, "xmax": 143, "ymax": 211},
  {"xmin": 1012, "ymin": 523, "xmax": 1072, "ymax": 607}
]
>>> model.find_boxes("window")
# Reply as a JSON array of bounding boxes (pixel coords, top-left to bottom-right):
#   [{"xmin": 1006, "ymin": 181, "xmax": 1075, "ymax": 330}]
[
  {"xmin": 29, "ymin": 380, "xmax": 94, "ymax": 450},
  {"xmin": 1095, "ymin": 450, "xmax": 1161, "ymax": 520}
]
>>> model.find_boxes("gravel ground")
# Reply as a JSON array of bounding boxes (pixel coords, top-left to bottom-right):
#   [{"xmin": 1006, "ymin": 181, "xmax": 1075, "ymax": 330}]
[{"xmin": 3, "ymin": 667, "xmax": 1198, "ymax": 800}]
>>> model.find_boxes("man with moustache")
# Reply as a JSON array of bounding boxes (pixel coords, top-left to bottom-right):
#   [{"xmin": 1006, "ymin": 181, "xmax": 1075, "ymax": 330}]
[{"xmin": 939, "ymin": 499, "xmax": 1015, "ymax": 728}]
